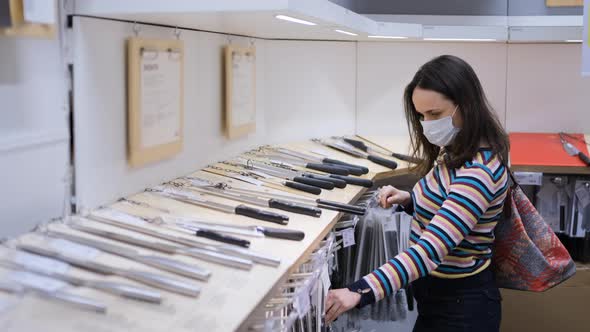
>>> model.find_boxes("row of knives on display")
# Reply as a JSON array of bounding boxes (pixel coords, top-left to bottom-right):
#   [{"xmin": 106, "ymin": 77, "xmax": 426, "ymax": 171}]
[{"xmin": 0, "ymin": 136, "xmax": 418, "ymax": 314}]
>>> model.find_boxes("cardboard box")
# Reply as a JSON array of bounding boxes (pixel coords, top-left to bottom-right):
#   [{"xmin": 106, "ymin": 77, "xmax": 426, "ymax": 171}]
[{"xmin": 501, "ymin": 263, "xmax": 590, "ymax": 332}]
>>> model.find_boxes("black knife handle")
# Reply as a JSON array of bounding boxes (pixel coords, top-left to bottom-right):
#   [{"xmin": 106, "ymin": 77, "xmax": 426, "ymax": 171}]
[
  {"xmin": 195, "ymin": 229, "xmax": 251, "ymax": 248},
  {"xmin": 322, "ymin": 158, "xmax": 369, "ymax": 174},
  {"xmin": 259, "ymin": 227, "xmax": 305, "ymax": 241},
  {"xmin": 578, "ymin": 152, "xmax": 590, "ymax": 166},
  {"xmin": 293, "ymin": 176, "xmax": 335, "ymax": 190},
  {"xmin": 391, "ymin": 152, "xmax": 422, "ymax": 164},
  {"xmin": 317, "ymin": 203, "xmax": 366, "ymax": 216},
  {"xmin": 329, "ymin": 175, "xmax": 373, "ymax": 188},
  {"xmin": 343, "ymin": 138, "xmax": 369, "ymax": 152},
  {"xmin": 268, "ymin": 199, "xmax": 322, "ymax": 217},
  {"xmin": 368, "ymin": 154, "xmax": 398, "ymax": 170},
  {"xmin": 323, "ymin": 163, "xmax": 365, "ymax": 176},
  {"xmin": 303, "ymin": 174, "xmax": 347, "ymax": 189},
  {"xmin": 316, "ymin": 199, "xmax": 367, "ymax": 214},
  {"xmin": 284, "ymin": 181, "xmax": 321, "ymax": 195},
  {"xmin": 305, "ymin": 163, "xmax": 349, "ymax": 176},
  {"xmin": 235, "ymin": 205, "xmax": 289, "ymax": 225},
  {"xmin": 257, "ymin": 227, "xmax": 305, "ymax": 241}
]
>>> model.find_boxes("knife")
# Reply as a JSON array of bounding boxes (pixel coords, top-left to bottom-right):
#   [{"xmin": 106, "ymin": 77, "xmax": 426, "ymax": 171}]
[
  {"xmin": 559, "ymin": 133, "xmax": 590, "ymax": 166},
  {"xmin": 17, "ymin": 244, "xmax": 202, "ymax": 297},
  {"xmin": 273, "ymin": 147, "xmax": 368, "ymax": 175},
  {"xmin": 46, "ymin": 229, "xmax": 212, "ymax": 281},
  {"xmin": 343, "ymin": 137, "xmax": 423, "ymax": 164},
  {"xmin": 152, "ymin": 185, "xmax": 290, "ymax": 225},
  {"xmin": 88, "ymin": 210, "xmax": 279, "ymax": 267},
  {"xmin": 173, "ymin": 220, "xmax": 305, "ymax": 241},
  {"xmin": 0, "ymin": 259, "xmax": 163, "ymax": 304},
  {"xmin": 180, "ymin": 179, "xmax": 322, "ymax": 217}
]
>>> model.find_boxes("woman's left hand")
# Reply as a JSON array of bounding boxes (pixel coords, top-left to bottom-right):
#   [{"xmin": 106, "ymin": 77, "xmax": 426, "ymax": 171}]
[{"xmin": 325, "ymin": 288, "xmax": 361, "ymax": 324}]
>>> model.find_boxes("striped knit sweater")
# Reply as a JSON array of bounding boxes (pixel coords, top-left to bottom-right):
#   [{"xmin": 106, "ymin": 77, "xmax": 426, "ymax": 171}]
[{"xmin": 348, "ymin": 148, "xmax": 508, "ymax": 307}]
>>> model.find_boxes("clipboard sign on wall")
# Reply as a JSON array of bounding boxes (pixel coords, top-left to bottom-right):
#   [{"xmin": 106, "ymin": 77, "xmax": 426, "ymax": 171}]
[
  {"xmin": 224, "ymin": 44, "xmax": 256, "ymax": 139},
  {"xmin": 127, "ymin": 37, "xmax": 184, "ymax": 167}
]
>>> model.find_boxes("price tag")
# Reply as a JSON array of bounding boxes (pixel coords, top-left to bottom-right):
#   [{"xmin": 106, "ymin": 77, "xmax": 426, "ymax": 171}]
[
  {"xmin": 295, "ymin": 285, "xmax": 311, "ymax": 319},
  {"xmin": 9, "ymin": 271, "xmax": 67, "ymax": 292},
  {"xmin": 321, "ymin": 263, "xmax": 331, "ymax": 299},
  {"xmin": 342, "ymin": 228, "xmax": 355, "ymax": 248},
  {"xmin": 49, "ymin": 239, "xmax": 100, "ymax": 259},
  {"xmin": 513, "ymin": 172, "xmax": 543, "ymax": 186},
  {"xmin": 383, "ymin": 220, "xmax": 397, "ymax": 232},
  {"xmin": 92, "ymin": 209, "xmax": 147, "ymax": 226},
  {"xmin": 13, "ymin": 251, "xmax": 69, "ymax": 274},
  {"xmin": 575, "ymin": 182, "xmax": 590, "ymax": 210},
  {"xmin": 310, "ymin": 279, "xmax": 318, "ymax": 308}
]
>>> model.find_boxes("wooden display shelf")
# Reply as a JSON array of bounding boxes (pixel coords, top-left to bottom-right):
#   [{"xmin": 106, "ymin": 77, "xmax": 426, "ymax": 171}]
[{"xmin": 0, "ymin": 139, "xmax": 412, "ymax": 332}]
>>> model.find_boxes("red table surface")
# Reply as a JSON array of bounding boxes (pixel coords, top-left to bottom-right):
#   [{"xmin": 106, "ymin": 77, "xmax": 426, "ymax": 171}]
[{"xmin": 509, "ymin": 132, "xmax": 589, "ymax": 167}]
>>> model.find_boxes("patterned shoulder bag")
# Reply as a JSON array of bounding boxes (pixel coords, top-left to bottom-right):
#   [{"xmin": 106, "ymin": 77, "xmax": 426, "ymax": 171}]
[{"xmin": 492, "ymin": 167, "xmax": 576, "ymax": 291}]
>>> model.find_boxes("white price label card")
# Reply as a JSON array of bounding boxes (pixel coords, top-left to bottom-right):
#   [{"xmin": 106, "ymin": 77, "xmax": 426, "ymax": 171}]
[
  {"xmin": 9, "ymin": 271, "xmax": 67, "ymax": 292},
  {"xmin": 342, "ymin": 228, "xmax": 355, "ymax": 248},
  {"xmin": 92, "ymin": 209, "xmax": 147, "ymax": 226},
  {"xmin": 295, "ymin": 286, "xmax": 311, "ymax": 319},
  {"xmin": 13, "ymin": 251, "xmax": 69, "ymax": 274},
  {"xmin": 49, "ymin": 239, "xmax": 100, "ymax": 260},
  {"xmin": 514, "ymin": 172, "xmax": 543, "ymax": 186},
  {"xmin": 383, "ymin": 220, "xmax": 397, "ymax": 232},
  {"xmin": 575, "ymin": 182, "xmax": 590, "ymax": 210},
  {"xmin": 321, "ymin": 263, "xmax": 331, "ymax": 299}
]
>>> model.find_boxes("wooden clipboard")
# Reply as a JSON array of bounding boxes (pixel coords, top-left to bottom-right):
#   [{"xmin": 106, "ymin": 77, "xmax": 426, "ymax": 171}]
[
  {"xmin": 546, "ymin": 0, "xmax": 582, "ymax": 6},
  {"xmin": 224, "ymin": 45, "xmax": 256, "ymax": 139},
  {"xmin": 0, "ymin": 0, "xmax": 56, "ymax": 38},
  {"xmin": 127, "ymin": 37, "xmax": 184, "ymax": 168}
]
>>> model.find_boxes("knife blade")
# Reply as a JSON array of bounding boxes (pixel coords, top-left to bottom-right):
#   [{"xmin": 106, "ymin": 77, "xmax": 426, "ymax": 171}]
[
  {"xmin": 85, "ymin": 211, "xmax": 255, "ymax": 270},
  {"xmin": 46, "ymin": 229, "xmax": 212, "ymax": 281},
  {"xmin": 173, "ymin": 220, "xmax": 305, "ymax": 241},
  {"xmin": 0, "ymin": 259, "xmax": 163, "ymax": 304},
  {"xmin": 559, "ymin": 133, "xmax": 590, "ymax": 166},
  {"xmin": 152, "ymin": 186, "xmax": 290, "ymax": 225},
  {"xmin": 16, "ymin": 244, "xmax": 202, "ymax": 297}
]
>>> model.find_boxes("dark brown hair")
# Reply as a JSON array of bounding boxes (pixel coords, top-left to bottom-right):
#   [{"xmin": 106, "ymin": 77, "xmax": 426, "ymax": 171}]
[{"xmin": 404, "ymin": 55, "xmax": 509, "ymax": 176}]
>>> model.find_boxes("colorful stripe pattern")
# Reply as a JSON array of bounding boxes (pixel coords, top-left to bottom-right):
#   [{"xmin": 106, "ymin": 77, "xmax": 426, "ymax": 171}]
[{"xmin": 358, "ymin": 149, "xmax": 508, "ymax": 303}]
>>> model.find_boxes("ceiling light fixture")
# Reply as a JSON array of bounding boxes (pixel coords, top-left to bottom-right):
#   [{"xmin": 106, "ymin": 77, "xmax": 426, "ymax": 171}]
[
  {"xmin": 423, "ymin": 38, "xmax": 497, "ymax": 42},
  {"xmin": 335, "ymin": 29, "xmax": 358, "ymax": 36},
  {"xmin": 367, "ymin": 35, "xmax": 408, "ymax": 39},
  {"xmin": 275, "ymin": 15, "xmax": 316, "ymax": 26},
  {"xmin": 565, "ymin": 39, "xmax": 582, "ymax": 43}
]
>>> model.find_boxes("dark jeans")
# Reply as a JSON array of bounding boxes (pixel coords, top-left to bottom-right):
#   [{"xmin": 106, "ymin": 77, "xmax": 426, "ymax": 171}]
[{"xmin": 411, "ymin": 267, "xmax": 502, "ymax": 332}]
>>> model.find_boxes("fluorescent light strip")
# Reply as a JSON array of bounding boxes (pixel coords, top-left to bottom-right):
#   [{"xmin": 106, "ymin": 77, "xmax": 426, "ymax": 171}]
[
  {"xmin": 275, "ymin": 15, "xmax": 316, "ymax": 26},
  {"xmin": 423, "ymin": 38, "xmax": 497, "ymax": 42},
  {"xmin": 335, "ymin": 29, "xmax": 358, "ymax": 36},
  {"xmin": 367, "ymin": 35, "xmax": 408, "ymax": 39},
  {"xmin": 565, "ymin": 39, "xmax": 582, "ymax": 43}
]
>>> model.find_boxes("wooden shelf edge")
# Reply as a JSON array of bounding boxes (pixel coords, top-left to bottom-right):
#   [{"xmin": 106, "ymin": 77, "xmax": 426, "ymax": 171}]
[{"xmin": 511, "ymin": 165, "xmax": 590, "ymax": 175}]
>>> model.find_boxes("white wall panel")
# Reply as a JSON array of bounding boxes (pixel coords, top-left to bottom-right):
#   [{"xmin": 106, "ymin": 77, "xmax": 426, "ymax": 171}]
[
  {"xmin": 0, "ymin": 36, "xmax": 68, "ymax": 237},
  {"xmin": 506, "ymin": 44, "xmax": 590, "ymax": 133},
  {"xmin": 73, "ymin": 17, "xmax": 357, "ymax": 210},
  {"xmin": 356, "ymin": 42, "xmax": 508, "ymax": 138},
  {"xmin": 264, "ymin": 40, "xmax": 356, "ymax": 142},
  {"xmin": 0, "ymin": 143, "xmax": 69, "ymax": 237}
]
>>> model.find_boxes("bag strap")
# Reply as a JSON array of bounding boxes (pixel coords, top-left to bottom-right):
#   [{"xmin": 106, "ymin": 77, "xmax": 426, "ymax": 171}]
[{"xmin": 506, "ymin": 167, "xmax": 519, "ymax": 190}]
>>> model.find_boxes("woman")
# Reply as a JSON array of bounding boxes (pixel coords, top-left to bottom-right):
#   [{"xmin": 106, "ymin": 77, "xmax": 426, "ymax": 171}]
[{"xmin": 325, "ymin": 55, "xmax": 510, "ymax": 332}]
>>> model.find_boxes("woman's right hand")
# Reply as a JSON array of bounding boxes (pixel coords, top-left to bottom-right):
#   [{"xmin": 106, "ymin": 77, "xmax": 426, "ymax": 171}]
[{"xmin": 378, "ymin": 185, "xmax": 411, "ymax": 209}]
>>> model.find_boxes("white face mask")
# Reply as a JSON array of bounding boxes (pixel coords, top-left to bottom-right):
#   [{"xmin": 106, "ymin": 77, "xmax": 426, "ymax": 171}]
[{"xmin": 420, "ymin": 107, "xmax": 460, "ymax": 147}]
